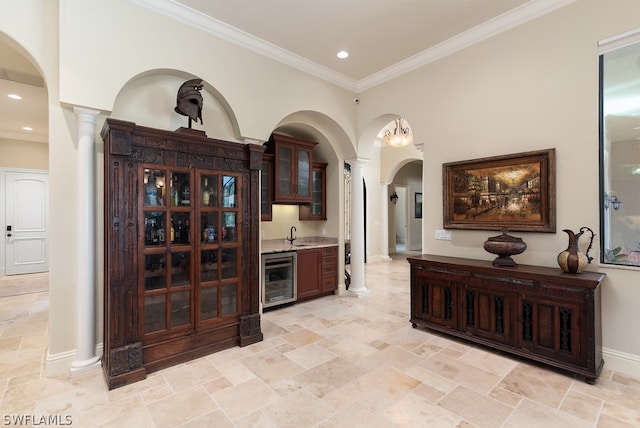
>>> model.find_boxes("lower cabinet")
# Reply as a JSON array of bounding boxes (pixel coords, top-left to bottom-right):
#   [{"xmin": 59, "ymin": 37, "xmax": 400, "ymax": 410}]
[
  {"xmin": 408, "ymin": 254, "xmax": 605, "ymax": 383},
  {"xmin": 296, "ymin": 245, "xmax": 338, "ymax": 302}
]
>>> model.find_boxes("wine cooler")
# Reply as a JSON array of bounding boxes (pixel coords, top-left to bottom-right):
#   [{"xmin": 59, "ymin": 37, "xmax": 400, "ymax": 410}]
[{"xmin": 262, "ymin": 252, "xmax": 297, "ymax": 308}]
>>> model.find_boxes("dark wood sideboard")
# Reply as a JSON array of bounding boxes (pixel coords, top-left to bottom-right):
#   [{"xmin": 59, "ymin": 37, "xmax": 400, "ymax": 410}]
[{"xmin": 407, "ymin": 254, "xmax": 605, "ymax": 383}]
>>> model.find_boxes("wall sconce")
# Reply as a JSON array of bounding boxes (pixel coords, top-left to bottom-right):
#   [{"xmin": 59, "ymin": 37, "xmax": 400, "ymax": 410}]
[
  {"xmin": 604, "ymin": 193, "xmax": 622, "ymax": 210},
  {"xmin": 390, "ymin": 191, "xmax": 399, "ymax": 205}
]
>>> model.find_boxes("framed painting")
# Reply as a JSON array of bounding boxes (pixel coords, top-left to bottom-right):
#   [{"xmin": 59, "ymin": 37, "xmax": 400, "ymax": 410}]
[
  {"xmin": 415, "ymin": 193, "xmax": 422, "ymax": 218},
  {"xmin": 443, "ymin": 148, "xmax": 555, "ymax": 232}
]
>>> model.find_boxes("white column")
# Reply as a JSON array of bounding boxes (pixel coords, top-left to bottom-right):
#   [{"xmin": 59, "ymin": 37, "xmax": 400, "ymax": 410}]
[
  {"xmin": 346, "ymin": 158, "xmax": 369, "ymax": 296},
  {"xmin": 70, "ymin": 107, "xmax": 101, "ymax": 373},
  {"xmin": 381, "ymin": 182, "xmax": 392, "ymax": 261}
]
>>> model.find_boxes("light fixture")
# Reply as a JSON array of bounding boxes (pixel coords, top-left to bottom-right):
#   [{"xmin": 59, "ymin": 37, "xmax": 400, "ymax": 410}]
[
  {"xmin": 22, "ymin": 126, "xmax": 33, "ymax": 131},
  {"xmin": 383, "ymin": 118, "xmax": 413, "ymax": 148},
  {"xmin": 337, "ymin": 50, "xmax": 349, "ymax": 59},
  {"xmin": 8, "ymin": 94, "xmax": 22, "ymax": 100},
  {"xmin": 390, "ymin": 191, "xmax": 398, "ymax": 205},
  {"xmin": 604, "ymin": 192, "xmax": 622, "ymax": 210}
]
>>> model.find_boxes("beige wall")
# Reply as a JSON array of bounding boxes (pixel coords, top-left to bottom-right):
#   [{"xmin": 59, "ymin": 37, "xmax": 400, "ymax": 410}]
[
  {"xmin": 2, "ymin": 0, "xmax": 640, "ymax": 378},
  {"xmin": 359, "ymin": 0, "xmax": 640, "ymax": 373},
  {"xmin": 0, "ymin": 138, "xmax": 48, "ymax": 169}
]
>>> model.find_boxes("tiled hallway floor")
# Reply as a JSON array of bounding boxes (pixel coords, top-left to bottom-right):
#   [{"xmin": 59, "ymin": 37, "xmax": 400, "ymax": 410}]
[{"xmin": 1, "ymin": 257, "xmax": 640, "ymax": 427}]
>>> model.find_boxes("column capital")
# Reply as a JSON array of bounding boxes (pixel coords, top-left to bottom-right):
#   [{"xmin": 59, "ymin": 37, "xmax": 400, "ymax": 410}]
[
  {"xmin": 73, "ymin": 106, "xmax": 101, "ymax": 123},
  {"xmin": 413, "ymin": 142, "xmax": 425, "ymax": 152},
  {"xmin": 345, "ymin": 157, "xmax": 369, "ymax": 167}
]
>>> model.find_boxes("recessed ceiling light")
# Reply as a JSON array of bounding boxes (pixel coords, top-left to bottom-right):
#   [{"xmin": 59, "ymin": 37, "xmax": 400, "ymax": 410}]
[
  {"xmin": 22, "ymin": 126, "xmax": 33, "ymax": 131},
  {"xmin": 337, "ymin": 50, "xmax": 349, "ymax": 59},
  {"xmin": 8, "ymin": 94, "xmax": 22, "ymax": 100}
]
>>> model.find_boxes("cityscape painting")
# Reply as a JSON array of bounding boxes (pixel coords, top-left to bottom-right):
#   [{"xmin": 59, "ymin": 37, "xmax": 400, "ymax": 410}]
[{"xmin": 443, "ymin": 149, "xmax": 556, "ymax": 232}]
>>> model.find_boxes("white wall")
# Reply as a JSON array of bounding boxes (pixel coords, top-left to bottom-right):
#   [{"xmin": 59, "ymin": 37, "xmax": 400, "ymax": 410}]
[{"xmin": 359, "ymin": 0, "xmax": 640, "ymax": 375}]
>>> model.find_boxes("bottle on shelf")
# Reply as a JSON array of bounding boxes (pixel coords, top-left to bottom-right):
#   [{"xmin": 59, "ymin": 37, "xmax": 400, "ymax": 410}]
[
  {"xmin": 203, "ymin": 178, "xmax": 210, "ymax": 206},
  {"xmin": 170, "ymin": 177, "xmax": 179, "ymax": 207},
  {"xmin": 176, "ymin": 219, "xmax": 183, "ymax": 243},
  {"xmin": 150, "ymin": 219, "xmax": 159, "ymax": 245},
  {"xmin": 183, "ymin": 219, "xmax": 190, "ymax": 244},
  {"xmin": 170, "ymin": 218, "xmax": 175, "ymax": 243}
]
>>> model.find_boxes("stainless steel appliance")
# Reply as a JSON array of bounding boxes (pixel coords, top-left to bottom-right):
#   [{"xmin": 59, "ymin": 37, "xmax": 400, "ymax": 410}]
[{"xmin": 262, "ymin": 252, "xmax": 297, "ymax": 308}]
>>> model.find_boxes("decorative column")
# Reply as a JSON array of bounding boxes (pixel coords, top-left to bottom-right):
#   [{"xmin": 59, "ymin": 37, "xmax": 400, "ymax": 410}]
[
  {"xmin": 346, "ymin": 158, "xmax": 369, "ymax": 296},
  {"xmin": 70, "ymin": 107, "xmax": 101, "ymax": 374},
  {"xmin": 381, "ymin": 182, "xmax": 392, "ymax": 261}
]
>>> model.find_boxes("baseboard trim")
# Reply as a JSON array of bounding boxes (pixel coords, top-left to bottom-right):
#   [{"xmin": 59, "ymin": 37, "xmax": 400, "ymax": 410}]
[
  {"xmin": 45, "ymin": 343, "xmax": 104, "ymax": 377},
  {"xmin": 602, "ymin": 347, "xmax": 640, "ymax": 378}
]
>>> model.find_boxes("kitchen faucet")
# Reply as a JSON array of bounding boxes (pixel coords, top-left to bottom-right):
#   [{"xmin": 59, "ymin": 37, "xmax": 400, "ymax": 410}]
[{"xmin": 287, "ymin": 226, "xmax": 297, "ymax": 244}]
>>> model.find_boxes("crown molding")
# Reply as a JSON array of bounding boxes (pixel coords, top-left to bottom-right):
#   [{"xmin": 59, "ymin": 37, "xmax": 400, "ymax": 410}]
[
  {"xmin": 356, "ymin": 0, "xmax": 577, "ymax": 91},
  {"xmin": 132, "ymin": 0, "xmax": 576, "ymax": 93}
]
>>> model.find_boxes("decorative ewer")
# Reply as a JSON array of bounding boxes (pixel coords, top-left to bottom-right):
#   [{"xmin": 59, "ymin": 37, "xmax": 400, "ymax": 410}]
[
  {"xmin": 483, "ymin": 228, "xmax": 527, "ymax": 266},
  {"xmin": 557, "ymin": 226, "xmax": 594, "ymax": 273}
]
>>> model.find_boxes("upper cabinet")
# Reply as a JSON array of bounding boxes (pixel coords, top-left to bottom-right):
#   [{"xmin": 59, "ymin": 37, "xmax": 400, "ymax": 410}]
[
  {"xmin": 299, "ymin": 162, "xmax": 327, "ymax": 220},
  {"xmin": 265, "ymin": 133, "xmax": 318, "ymax": 203}
]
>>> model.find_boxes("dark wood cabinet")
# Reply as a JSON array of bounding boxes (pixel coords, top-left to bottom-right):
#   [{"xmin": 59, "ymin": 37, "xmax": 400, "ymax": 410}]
[
  {"xmin": 296, "ymin": 248, "xmax": 322, "ymax": 300},
  {"xmin": 265, "ymin": 133, "xmax": 317, "ymax": 203},
  {"xmin": 299, "ymin": 162, "xmax": 327, "ymax": 221},
  {"xmin": 101, "ymin": 119, "xmax": 264, "ymax": 389},
  {"xmin": 260, "ymin": 154, "xmax": 273, "ymax": 221},
  {"xmin": 321, "ymin": 246, "xmax": 338, "ymax": 294},
  {"xmin": 408, "ymin": 254, "xmax": 605, "ymax": 383},
  {"xmin": 295, "ymin": 245, "xmax": 338, "ymax": 302}
]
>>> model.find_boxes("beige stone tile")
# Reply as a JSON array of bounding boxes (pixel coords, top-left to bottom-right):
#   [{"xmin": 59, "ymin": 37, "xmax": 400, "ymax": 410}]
[
  {"xmin": 411, "ymin": 383, "xmax": 446, "ymax": 403},
  {"xmin": 240, "ymin": 348, "xmax": 305, "ymax": 385},
  {"xmin": 233, "ymin": 410, "xmax": 279, "ymax": 428},
  {"xmin": 507, "ymin": 398, "xmax": 590, "ymax": 428},
  {"xmin": 179, "ymin": 409, "xmax": 234, "ymax": 428},
  {"xmin": 263, "ymin": 388, "xmax": 335, "ymax": 427},
  {"xmin": 72, "ymin": 394, "xmax": 154, "ymax": 428},
  {"xmin": 601, "ymin": 400, "xmax": 640, "ymax": 426},
  {"xmin": 284, "ymin": 343, "xmax": 338, "ymax": 369},
  {"xmin": 439, "ymin": 385, "xmax": 513, "ymax": 428},
  {"xmin": 321, "ymin": 379, "xmax": 391, "ymax": 413},
  {"xmin": 269, "ymin": 378, "xmax": 303, "ymax": 396},
  {"xmin": 385, "ymin": 326, "xmax": 432, "ymax": 351},
  {"xmin": 293, "ymin": 357, "xmax": 366, "ymax": 398},
  {"xmin": 489, "ymin": 385, "xmax": 522, "ymax": 408},
  {"xmin": 405, "ymin": 364, "xmax": 458, "ymax": 394},
  {"xmin": 611, "ymin": 372, "xmax": 640, "ymax": 390},
  {"xmin": 161, "ymin": 358, "xmax": 222, "ymax": 393},
  {"xmin": 140, "ymin": 382, "xmax": 175, "ymax": 404},
  {"xmin": 358, "ymin": 366, "xmax": 421, "ymax": 401},
  {"xmin": 459, "ymin": 348, "xmax": 519, "ymax": 377},
  {"xmin": 560, "ymin": 389, "xmax": 602, "ymax": 424},
  {"xmin": 147, "ymin": 385, "xmax": 218, "ymax": 428},
  {"xmin": 499, "ymin": 363, "xmax": 573, "ymax": 408},
  {"xmin": 281, "ymin": 327, "xmax": 324, "ymax": 347},
  {"xmin": 420, "ymin": 353, "xmax": 501, "ymax": 395},
  {"xmin": 383, "ymin": 392, "xmax": 463, "ymax": 428},
  {"xmin": 571, "ymin": 375, "xmax": 640, "ymax": 412},
  {"xmin": 597, "ymin": 413, "xmax": 638, "ymax": 428},
  {"xmin": 107, "ymin": 372, "xmax": 168, "ymax": 402},
  {"xmin": 320, "ymin": 401, "xmax": 394, "ymax": 428},
  {"xmin": 328, "ymin": 337, "xmax": 379, "ymax": 361},
  {"xmin": 202, "ymin": 376, "xmax": 233, "ymax": 394},
  {"xmin": 211, "ymin": 378, "xmax": 280, "ymax": 420},
  {"xmin": 214, "ymin": 359, "xmax": 258, "ymax": 385},
  {"xmin": 361, "ymin": 344, "xmax": 422, "ymax": 371}
]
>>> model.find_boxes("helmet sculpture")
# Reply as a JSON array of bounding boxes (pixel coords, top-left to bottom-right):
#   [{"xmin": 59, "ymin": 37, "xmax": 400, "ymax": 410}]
[{"xmin": 175, "ymin": 78, "xmax": 204, "ymax": 127}]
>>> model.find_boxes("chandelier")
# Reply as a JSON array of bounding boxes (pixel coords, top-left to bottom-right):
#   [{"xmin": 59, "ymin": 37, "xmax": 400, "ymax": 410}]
[{"xmin": 383, "ymin": 118, "xmax": 413, "ymax": 148}]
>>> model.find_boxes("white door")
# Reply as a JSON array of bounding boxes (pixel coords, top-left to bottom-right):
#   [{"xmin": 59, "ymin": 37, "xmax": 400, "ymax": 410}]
[{"xmin": 5, "ymin": 170, "xmax": 49, "ymax": 275}]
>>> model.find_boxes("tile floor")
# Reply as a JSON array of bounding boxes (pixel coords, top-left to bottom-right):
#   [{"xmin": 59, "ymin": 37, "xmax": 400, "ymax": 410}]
[{"xmin": 1, "ymin": 256, "xmax": 640, "ymax": 427}]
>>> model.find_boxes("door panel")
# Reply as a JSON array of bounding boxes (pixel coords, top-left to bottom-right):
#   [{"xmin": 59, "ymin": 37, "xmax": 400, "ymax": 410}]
[{"xmin": 5, "ymin": 171, "xmax": 49, "ymax": 275}]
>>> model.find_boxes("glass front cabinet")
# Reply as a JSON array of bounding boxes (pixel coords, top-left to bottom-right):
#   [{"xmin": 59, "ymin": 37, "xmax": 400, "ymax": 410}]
[{"xmin": 102, "ymin": 120, "xmax": 264, "ymax": 389}]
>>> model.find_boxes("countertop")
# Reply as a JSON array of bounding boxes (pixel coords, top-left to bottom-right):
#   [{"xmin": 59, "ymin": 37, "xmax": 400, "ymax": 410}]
[{"xmin": 261, "ymin": 236, "xmax": 338, "ymax": 254}]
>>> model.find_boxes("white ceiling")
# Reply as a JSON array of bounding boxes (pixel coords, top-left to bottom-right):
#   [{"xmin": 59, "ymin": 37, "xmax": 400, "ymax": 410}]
[{"xmin": 0, "ymin": 0, "xmax": 575, "ymax": 143}]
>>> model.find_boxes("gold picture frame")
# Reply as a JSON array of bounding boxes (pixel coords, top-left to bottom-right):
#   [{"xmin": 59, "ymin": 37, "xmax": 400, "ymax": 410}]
[{"xmin": 443, "ymin": 148, "xmax": 555, "ymax": 232}]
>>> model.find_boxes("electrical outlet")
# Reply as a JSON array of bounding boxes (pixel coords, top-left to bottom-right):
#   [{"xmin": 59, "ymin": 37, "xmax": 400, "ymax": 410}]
[{"xmin": 435, "ymin": 229, "xmax": 452, "ymax": 241}]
